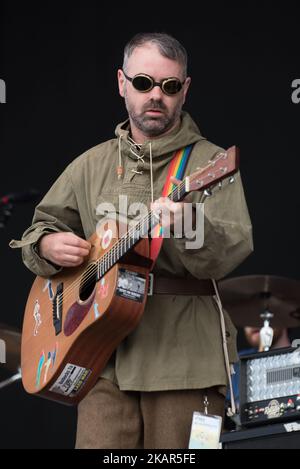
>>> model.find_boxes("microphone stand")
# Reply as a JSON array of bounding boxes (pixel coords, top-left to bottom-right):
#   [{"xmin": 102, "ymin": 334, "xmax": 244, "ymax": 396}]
[
  {"xmin": 0, "ymin": 189, "xmax": 39, "ymax": 389},
  {"xmin": 0, "ymin": 188, "xmax": 40, "ymax": 228},
  {"xmin": 0, "ymin": 369, "xmax": 22, "ymax": 389},
  {"xmin": 0, "ymin": 202, "xmax": 13, "ymax": 228}
]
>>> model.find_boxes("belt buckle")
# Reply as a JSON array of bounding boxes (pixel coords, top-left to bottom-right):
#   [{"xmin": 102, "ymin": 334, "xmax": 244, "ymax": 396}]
[{"xmin": 147, "ymin": 273, "xmax": 154, "ymax": 296}]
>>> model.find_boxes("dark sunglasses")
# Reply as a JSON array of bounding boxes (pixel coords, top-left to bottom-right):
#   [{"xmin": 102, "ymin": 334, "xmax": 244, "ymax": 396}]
[{"xmin": 122, "ymin": 70, "xmax": 185, "ymax": 96}]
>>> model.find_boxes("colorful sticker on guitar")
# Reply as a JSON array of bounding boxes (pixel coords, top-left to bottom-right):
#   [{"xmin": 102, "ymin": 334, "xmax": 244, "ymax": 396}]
[
  {"xmin": 51, "ymin": 342, "xmax": 58, "ymax": 367},
  {"xmin": 49, "ymin": 363, "xmax": 91, "ymax": 397},
  {"xmin": 43, "ymin": 342, "xmax": 58, "ymax": 383},
  {"xmin": 33, "ymin": 299, "xmax": 42, "ymax": 336},
  {"xmin": 36, "ymin": 350, "xmax": 45, "ymax": 388},
  {"xmin": 94, "ymin": 302, "xmax": 100, "ymax": 319},
  {"xmin": 116, "ymin": 269, "xmax": 146, "ymax": 303},
  {"xmin": 99, "ymin": 277, "xmax": 109, "ymax": 299},
  {"xmin": 43, "ymin": 352, "xmax": 52, "ymax": 384},
  {"xmin": 43, "ymin": 279, "xmax": 54, "ymax": 300},
  {"xmin": 101, "ymin": 228, "xmax": 113, "ymax": 250}
]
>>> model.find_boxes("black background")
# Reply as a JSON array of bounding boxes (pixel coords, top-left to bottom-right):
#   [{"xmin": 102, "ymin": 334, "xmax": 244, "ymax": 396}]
[{"xmin": 0, "ymin": 3, "xmax": 300, "ymax": 448}]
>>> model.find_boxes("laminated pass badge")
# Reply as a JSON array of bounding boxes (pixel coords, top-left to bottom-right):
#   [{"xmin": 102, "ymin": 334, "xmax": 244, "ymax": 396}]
[{"xmin": 189, "ymin": 411, "xmax": 222, "ymax": 449}]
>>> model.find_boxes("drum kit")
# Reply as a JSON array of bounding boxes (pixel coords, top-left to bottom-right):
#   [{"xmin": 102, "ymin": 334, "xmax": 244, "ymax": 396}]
[
  {"xmin": 218, "ymin": 275, "xmax": 300, "ymax": 329},
  {"xmin": 218, "ymin": 275, "xmax": 300, "ymax": 351},
  {"xmin": 1, "ymin": 275, "xmax": 300, "ymax": 391}
]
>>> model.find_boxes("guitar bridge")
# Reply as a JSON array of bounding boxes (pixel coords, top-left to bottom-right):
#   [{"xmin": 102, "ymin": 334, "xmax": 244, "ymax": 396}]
[{"xmin": 52, "ymin": 282, "xmax": 64, "ymax": 335}]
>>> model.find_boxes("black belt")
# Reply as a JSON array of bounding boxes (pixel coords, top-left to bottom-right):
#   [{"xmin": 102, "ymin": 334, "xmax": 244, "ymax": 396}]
[{"xmin": 148, "ymin": 275, "xmax": 215, "ymax": 296}]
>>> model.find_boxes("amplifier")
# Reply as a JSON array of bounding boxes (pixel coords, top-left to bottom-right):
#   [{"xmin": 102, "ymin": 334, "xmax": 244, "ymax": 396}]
[
  {"xmin": 240, "ymin": 347, "xmax": 300, "ymax": 427},
  {"xmin": 221, "ymin": 420, "xmax": 300, "ymax": 449}
]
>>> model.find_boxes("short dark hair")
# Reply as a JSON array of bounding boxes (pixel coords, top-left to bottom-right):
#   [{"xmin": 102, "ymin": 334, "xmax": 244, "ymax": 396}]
[{"xmin": 123, "ymin": 32, "xmax": 188, "ymax": 78}]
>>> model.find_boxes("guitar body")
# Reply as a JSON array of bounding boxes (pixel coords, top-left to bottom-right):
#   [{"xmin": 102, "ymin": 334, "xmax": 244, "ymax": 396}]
[{"xmin": 21, "ymin": 220, "xmax": 151, "ymax": 405}]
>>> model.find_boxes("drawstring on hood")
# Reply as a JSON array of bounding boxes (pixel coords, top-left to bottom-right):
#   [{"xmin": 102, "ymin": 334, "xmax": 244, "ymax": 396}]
[
  {"xmin": 116, "ymin": 111, "xmax": 206, "ymax": 205},
  {"xmin": 117, "ymin": 135, "xmax": 124, "ymax": 180},
  {"xmin": 117, "ymin": 134, "xmax": 155, "ymax": 202},
  {"xmin": 128, "ymin": 136, "xmax": 146, "ymax": 177},
  {"xmin": 149, "ymin": 141, "xmax": 154, "ymax": 204}
]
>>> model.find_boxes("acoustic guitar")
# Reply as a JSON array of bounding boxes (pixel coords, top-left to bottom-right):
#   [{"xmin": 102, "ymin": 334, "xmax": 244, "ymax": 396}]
[{"xmin": 21, "ymin": 146, "xmax": 239, "ymax": 405}]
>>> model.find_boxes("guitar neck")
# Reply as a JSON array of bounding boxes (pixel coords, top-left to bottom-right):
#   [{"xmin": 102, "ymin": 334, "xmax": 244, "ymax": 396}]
[
  {"xmin": 94, "ymin": 145, "xmax": 239, "ymax": 280},
  {"xmin": 95, "ymin": 180, "xmax": 188, "ymax": 279}
]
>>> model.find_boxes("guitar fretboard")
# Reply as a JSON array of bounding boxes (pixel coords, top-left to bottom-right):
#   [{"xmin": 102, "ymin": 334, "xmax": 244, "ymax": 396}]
[{"xmin": 95, "ymin": 179, "xmax": 188, "ymax": 280}]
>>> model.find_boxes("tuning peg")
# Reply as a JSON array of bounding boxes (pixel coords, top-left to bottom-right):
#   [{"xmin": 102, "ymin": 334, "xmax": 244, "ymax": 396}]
[
  {"xmin": 229, "ymin": 176, "xmax": 235, "ymax": 184},
  {"xmin": 204, "ymin": 188, "xmax": 213, "ymax": 197},
  {"xmin": 218, "ymin": 181, "xmax": 223, "ymax": 190}
]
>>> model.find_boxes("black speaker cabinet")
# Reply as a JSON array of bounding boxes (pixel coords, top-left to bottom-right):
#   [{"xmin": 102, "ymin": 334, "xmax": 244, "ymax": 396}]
[{"xmin": 221, "ymin": 420, "xmax": 300, "ymax": 449}]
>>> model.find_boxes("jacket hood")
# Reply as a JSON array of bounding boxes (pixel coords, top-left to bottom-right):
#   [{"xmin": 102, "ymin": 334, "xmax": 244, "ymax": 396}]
[{"xmin": 114, "ymin": 111, "xmax": 206, "ymax": 172}]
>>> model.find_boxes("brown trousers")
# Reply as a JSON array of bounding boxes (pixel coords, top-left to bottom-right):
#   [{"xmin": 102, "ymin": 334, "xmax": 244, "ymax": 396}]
[{"xmin": 75, "ymin": 378, "xmax": 225, "ymax": 449}]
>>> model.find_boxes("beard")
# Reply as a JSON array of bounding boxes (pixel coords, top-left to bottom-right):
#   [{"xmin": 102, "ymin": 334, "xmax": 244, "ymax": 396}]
[{"xmin": 124, "ymin": 93, "xmax": 182, "ymax": 138}]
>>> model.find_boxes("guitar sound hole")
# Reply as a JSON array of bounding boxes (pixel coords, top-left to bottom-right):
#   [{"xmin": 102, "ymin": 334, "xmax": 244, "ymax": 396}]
[{"xmin": 79, "ymin": 263, "xmax": 97, "ymax": 302}]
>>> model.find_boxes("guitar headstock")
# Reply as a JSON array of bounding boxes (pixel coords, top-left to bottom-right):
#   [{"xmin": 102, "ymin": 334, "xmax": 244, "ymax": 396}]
[{"xmin": 186, "ymin": 146, "xmax": 240, "ymax": 193}]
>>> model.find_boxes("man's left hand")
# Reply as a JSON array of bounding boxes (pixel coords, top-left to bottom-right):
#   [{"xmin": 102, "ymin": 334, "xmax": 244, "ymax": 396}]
[{"xmin": 151, "ymin": 176, "xmax": 195, "ymax": 232}]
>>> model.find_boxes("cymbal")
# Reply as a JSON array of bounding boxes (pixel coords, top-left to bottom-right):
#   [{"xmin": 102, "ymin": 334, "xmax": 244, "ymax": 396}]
[
  {"xmin": 0, "ymin": 323, "xmax": 21, "ymax": 374},
  {"xmin": 218, "ymin": 275, "xmax": 300, "ymax": 328}
]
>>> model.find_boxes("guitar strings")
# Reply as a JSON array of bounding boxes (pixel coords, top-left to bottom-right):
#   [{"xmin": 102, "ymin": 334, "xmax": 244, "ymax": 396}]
[
  {"xmin": 55, "ymin": 154, "xmax": 226, "ymax": 305},
  {"xmin": 56, "ymin": 155, "xmax": 225, "ymax": 306},
  {"xmin": 56, "ymin": 155, "xmax": 226, "ymax": 306},
  {"xmin": 56, "ymin": 179, "xmax": 187, "ymax": 305},
  {"xmin": 56, "ymin": 186, "xmax": 178, "ymax": 305},
  {"xmin": 56, "ymin": 209, "xmax": 157, "ymax": 305}
]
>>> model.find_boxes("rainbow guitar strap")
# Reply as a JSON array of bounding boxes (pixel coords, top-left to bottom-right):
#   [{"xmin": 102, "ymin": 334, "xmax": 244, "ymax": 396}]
[{"xmin": 150, "ymin": 143, "xmax": 194, "ymax": 265}]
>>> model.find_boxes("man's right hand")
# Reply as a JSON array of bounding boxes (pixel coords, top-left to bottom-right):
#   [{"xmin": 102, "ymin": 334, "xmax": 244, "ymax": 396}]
[{"xmin": 38, "ymin": 232, "xmax": 91, "ymax": 267}]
